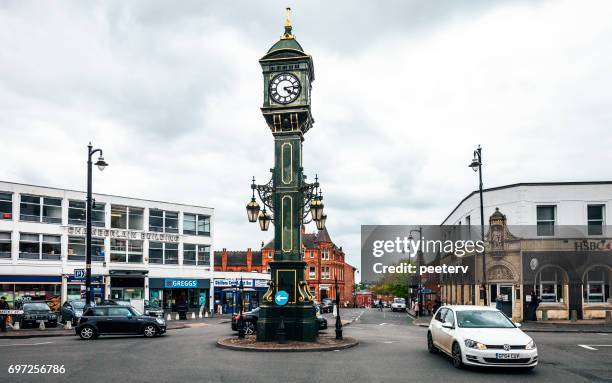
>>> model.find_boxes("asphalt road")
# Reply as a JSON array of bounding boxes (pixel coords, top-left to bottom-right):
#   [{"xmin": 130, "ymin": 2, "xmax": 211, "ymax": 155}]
[{"xmin": 0, "ymin": 309, "xmax": 610, "ymax": 383}]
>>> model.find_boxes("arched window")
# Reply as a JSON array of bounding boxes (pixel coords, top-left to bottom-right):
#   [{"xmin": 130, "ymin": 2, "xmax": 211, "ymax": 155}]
[
  {"xmin": 584, "ymin": 266, "xmax": 610, "ymax": 303},
  {"xmin": 536, "ymin": 267, "xmax": 565, "ymax": 303}
]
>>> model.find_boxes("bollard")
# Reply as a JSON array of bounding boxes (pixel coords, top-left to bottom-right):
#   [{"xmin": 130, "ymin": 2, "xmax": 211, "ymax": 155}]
[
  {"xmin": 571, "ymin": 310, "xmax": 577, "ymax": 322},
  {"xmin": 166, "ymin": 313, "xmax": 172, "ymax": 321},
  {"xmin": 191, "ymin": 312, "xmax": 196, "ymax": 319},
  {"xmin": 198, "ymin": 312, "xmax": 203, "ymax": 319},
  {"xmin": 606, "ymin": 311, "xmax": 612, "ymax": 325},
  {"xmin": 64, "ymin": 321, "xmax": 72, "ymax": 330},
  {"xmin": 13, "ymin": 321, "xmax": 20, "ymax": 330},
  {"xmin": 175, "ymin": 313, "xmax": 180, "ymax": 320},
  {"xmin": 205, "ymin": 310, "xmax": 209, "ymax": 318},
  {"xmin": 39, "ymin": 321, "xmax": 46, "ymax": 330},
  {"xmin": 542, "ymin": 310, "xmax": 548, "ymax": 321}
]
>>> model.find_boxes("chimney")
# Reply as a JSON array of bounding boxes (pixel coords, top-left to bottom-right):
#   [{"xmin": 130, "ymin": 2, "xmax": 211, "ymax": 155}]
[
  {"xmin": 221, "ymin": 249, "xmax": 227, "ymax": 270},
  {"xmin": 247, "ymin": 248, "xmax": 253, "ymax": 270}
]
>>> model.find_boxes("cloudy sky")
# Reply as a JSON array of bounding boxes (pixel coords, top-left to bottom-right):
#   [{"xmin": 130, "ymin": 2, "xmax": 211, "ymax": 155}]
[{"xmin": 1, "ymin": 0, "xmax": 611, "ymax": 273}]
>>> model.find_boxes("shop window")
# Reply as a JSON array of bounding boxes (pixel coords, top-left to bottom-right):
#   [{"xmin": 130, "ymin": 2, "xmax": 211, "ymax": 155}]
[
  {"xmin": 587, "ymin": 205, "xmax": 604, "ymax": 236},
  {"xmin": 149, "ymin": 209, "xmax": 179, "ymax": 233},
  {"xmin": 21, "ymin": 195, "xmax": 61, "ymax": 223},
  {"xmin": 183, "ymin": 213, "xmax": 210, "ymax": 236},
  {"xmin": 584, "ymin": 267, "xmax": 609, "ymax": 303},
  {"xmin": 111, "ymin": 205, "xmax": 144, "ymax": 230},
  {"xmin": 67, "ymin": 236, "xmax": 105, "ymax": 262},
  {"xmin": 68, "ymin": 200, "xmax": 105, "ymax": 227},
  {"xmin": 0, "ymin": 192, "xmax": 12, "ymax": 220},
  {"xmin": 0, "ymin": 232, "xmax": 11, "ymax": 258},
  {"xmin": 536, "ymin": 206, "xmax": 555, "ymax": 236},
  {"xmin": 18, "ymin": 233, "xmax": 61, "ymax": 260},
  {"xmin": 536, "ymin": 267, "xmax": 564, "ymax": 303},
  {"xmin": 41, "ymin": 235, "xmax": 61, "ymax": 260}
]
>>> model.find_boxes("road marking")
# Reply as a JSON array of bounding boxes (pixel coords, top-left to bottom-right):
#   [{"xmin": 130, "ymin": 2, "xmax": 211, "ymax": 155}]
[
  {"xmin": 0, "ymin": 341, "xmax": 54, "ymax": 347},
  {"xmin": 379, "ymin": 323, "xmax": 388, "ymax": 326},
  {"xmin": 577, "ymin": 345, "xmax": 612, "ymax": 350},
  {"xmin": 578, "ymin": 345, "xmax": 597, "ymax": 350}
]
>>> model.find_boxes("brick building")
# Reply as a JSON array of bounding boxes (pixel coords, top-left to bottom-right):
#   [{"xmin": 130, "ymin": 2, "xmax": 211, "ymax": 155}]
[
  {"xmin": 213, "ymin": 248, "xmax": 265, "ymax": 273},
  {"xmin": 262, "ymin": 228, "xmax": 357, "ymax": 304}
]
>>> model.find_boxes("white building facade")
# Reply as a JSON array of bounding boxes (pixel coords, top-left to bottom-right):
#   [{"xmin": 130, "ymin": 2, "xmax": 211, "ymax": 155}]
[
  {"xmin": 439, "ymin": 182, "xmax": 612, "ymax": 321},
  {"xmin": 0, "ymin": 181, "xmax": 214, "ymax": 313}
]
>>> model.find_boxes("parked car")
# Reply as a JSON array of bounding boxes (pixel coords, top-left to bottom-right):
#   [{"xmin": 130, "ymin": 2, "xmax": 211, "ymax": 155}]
[
  {"xmin": 231, "ymin": 307, "xmax": 327, "ymax": 334},
  {"xmin": 60, "ymin": 300, "xmax": 86, "ymax": 325},
  {"xmin": 144, "ymin": 300, "xmax": 164, "ymax": 318},
  {"xmin": 14, "ymin": 302, "xmax": 58, "ymax": 328},
  {"xmin": 99, "ymin": 299, "xmax": 131, "ymax": 306},
  {"xmin": 427, "ymin": 305, "xmax": 537, "ymax": 369},
  {"xmin": 321, "ymin": 298, "xmax": 334, "ymax": 313},
  {"xmin": 76, "ymin": 306, "xmax": 166, "ymax": 340},
  {"xmin": 391, "ymin": 297, "xmax": 407, "ymax": 312}
]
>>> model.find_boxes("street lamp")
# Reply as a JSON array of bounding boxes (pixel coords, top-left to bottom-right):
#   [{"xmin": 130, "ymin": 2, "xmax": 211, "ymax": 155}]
[
  {"xmin": 246, "ymin": 177, "xmax": 261, "ymax": 223},
  {"xmin": 86, "ymin": 142, "xmax": 107, "ymax": 307},
  {"xmin": 238, "ymin": 278, "xmax": 245, "ymax": 338},
  {"xmin": 258, "ymin": 208, "xmax": 271, "ymax": 231},
  {"xmin": 408, "ymin": 227, "xmax": 423, "ymax": 317},
  {"xmin": 469, "ymin": 145, "xmax": 487, "ymax": 306},
  {"xmin": 334, "ymin": 277, "xmax": 342, "ymax": 340}
]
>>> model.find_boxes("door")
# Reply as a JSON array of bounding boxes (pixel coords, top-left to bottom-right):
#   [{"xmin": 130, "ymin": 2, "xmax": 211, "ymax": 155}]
[
  {"xmin": 438, "ymin": 309, "xmax": 456, "ymax": 353},
  {"xmin": 568, "ymin": 282, "xmax": 583, "ymax": 320},
  {"xmin": 110, "ymin": 288, "xmax": 123, "ymax": 300},
  {"xmin": 499, "ymin": 285, "xmax": 513, "ymax": 317},
  {"xmin": 107, "ymin": 307, "xmax": 139, "ymax": 334},
  {"xmin": 431, "ymin": 308, "xmax": 447, "ymax": 348}
]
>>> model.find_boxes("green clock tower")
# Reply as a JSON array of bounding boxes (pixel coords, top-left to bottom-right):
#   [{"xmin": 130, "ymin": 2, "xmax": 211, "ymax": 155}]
[{"xmin": 247, "ymin": 8, "xmax": 325, "ymax": 342}]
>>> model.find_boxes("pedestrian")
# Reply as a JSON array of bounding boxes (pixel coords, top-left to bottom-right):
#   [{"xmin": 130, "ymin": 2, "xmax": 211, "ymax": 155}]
[
  {"xmin": 379, "ymin": 300, "xmax": 383, "ymax": 311},
  {"xmin": 495, "ymin": 295, "xmax": 503, "ymax": 311},
  {"xmin": 0, "ymin": 296, "xmax": 9, "ymax": 332},
  {"xmin": 414, "ymin": 301, "xmax": 420, "ymax": 318},
  {"xmin": 433, "ymin": 298, "xmax": 441, "ymax": 314}
]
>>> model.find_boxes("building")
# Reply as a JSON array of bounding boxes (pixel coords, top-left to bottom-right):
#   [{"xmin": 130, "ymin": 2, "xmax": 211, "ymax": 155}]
[
  {"xmin": 0, "ymin": 181, "xmax": 214, "ymax": 313},
  {"xmin": 262, "ymin": 228, "xmax": 357, "ymax": 304},
  {"xmin": 437, "ymin": 181, "xmax": 612, "ymax": 321},
  {"xmin": 214, "ymin": 248, "xmax": 265, "ymax": 273}
]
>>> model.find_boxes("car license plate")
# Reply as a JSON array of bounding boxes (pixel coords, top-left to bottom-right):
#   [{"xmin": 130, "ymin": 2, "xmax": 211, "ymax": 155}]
[{"xmin": 496, "ymin": 353, "xmax": 519, "ymax": 359}]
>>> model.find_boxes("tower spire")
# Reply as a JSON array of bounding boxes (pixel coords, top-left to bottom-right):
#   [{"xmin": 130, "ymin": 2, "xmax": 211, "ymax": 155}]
[{"xmin": 281, "ymin": 7, "xmax": 294, "ymax": 40}]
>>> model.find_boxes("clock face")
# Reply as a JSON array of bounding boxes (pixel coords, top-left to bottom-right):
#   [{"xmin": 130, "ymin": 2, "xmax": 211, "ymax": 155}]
[{"xmin": 270, "ymin": 73, "xmax": 301, "ymax": 104}]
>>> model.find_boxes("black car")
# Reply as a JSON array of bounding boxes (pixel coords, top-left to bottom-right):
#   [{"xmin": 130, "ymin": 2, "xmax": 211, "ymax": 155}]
[
  {"xmin": 231, "ymin": 307, "xmax": 327, "ymax": 334},
  {"xmin": 75, "ymin": 305, "xmax": 166, "ymax": 339},
  {"xmin": 14, "ymin": 302, "xmax": 58, "ymax": 328},
  {"xmin": 320, "ymin": 299, "xmax": 334, "ymax": 313},
  {"xmin": 144, "ymin": 301, "xmax": 164, "ymax": 318},
  {"xmin": 60, "ymin": 300, "xmax": 86, "ymax": 325}
]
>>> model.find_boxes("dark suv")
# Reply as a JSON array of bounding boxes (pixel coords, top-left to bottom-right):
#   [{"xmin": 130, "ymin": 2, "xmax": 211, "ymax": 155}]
[
  {"xmin": 14, "ymin": 302, "xmax": 58, "ymax": 328},
  {"xmin": 75, "ymin": 306, "xmax": 166, "ymax": 339}
]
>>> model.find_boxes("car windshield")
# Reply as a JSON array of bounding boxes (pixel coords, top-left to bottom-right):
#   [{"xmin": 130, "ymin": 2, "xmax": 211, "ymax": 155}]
[
  {"xmin": 456, "ymin": 310, "xmax": 515, "ymax": 328},
  {"xmin": 393, "ymin": 298, "xmax": 405, "ymax": 304},
  {"xmin": 71, "ymin": 301, "xmax": 86, "ymax": 309},
  {"xmin": 116, "ymin": 301, "xmax": 131, "ymax": 306},
  {"xmin": 23, "ymin": 303, "xmax": 51, "ymax": 311}
]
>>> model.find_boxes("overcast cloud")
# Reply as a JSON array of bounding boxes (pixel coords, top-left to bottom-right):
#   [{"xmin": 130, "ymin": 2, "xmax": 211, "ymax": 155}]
[{"xmin": 1, "ymin": 1, "xmax": 611, "ymax": 274}]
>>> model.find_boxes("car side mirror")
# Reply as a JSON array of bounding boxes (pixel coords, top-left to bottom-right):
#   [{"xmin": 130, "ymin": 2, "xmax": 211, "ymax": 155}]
[
  {"xmin": 127, "ymin": 314, "xmax": 133, "ymax": 319},
  {"xmin": 514, "ymin": 322, "xmax": 522, "ymax": 328},
  {"xmin": 442, "ymin": 322, "xmax": 454, "ymax": 329}
]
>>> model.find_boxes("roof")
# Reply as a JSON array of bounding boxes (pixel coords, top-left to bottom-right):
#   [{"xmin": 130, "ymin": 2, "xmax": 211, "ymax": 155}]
[
  {"xmin": 267, "ymin": 38, "xmax": 304, "ymax": 54},
  {"xmin": 442, "ymin": 181, "xmax": 612, "ymax": 225}
]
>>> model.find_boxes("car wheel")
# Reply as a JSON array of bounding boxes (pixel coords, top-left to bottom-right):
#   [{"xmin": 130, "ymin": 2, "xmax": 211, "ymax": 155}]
[
  {"xmin": 451, "ymin": 342, "xmax": 463, "ymax": 369},
  {"xmin": 79, "ymin": 325, "xmax": 96, "ymax": 340},
  {"xmin": 245, "ymin": 322, "xmax": 256, "ymax": 335},
  {"xmin": 427, "ymin": 332, "xmax": 437, "ymax": 354},
  {"xmin": 143, "ymin": 324, "xmax": 157, "ymax": 338}
]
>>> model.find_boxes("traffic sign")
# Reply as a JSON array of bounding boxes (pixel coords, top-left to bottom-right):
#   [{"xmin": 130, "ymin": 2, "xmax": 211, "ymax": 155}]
[
  {"xmin": 421, "ymin": 288, "xmax": 432, "ymax": 294},
  {"xmin": 274, "ymin": 290, "xmax": 289, "ymax": 306},
  {"xmin": 74, "ymin": 269, "xmax": 86, "ymax": 280}
]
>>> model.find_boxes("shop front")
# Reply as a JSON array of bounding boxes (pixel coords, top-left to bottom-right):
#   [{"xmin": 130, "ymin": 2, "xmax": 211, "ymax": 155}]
[
  {"xmin": 149, "ymin": 278, "xmax": 210, "ymax": 312},
  {"xmin": 109, "ymin": 270, "xmax": 147, "ymax": 301},
  {"xmin": 0, "ymin": 275, "xmax": 62, "ymax": 311},
  {"xmin": 66, "ymin": 274, "xmax": 105, "ymax": 303},
  {"xmin": 213, "ymin": 279, "xmax": 268, "ymax": 314}
]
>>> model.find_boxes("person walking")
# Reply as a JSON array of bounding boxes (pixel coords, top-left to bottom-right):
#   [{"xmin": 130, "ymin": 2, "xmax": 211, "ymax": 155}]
[
  {"xmin": 0, "ymin": 296, "xmax": 9, "ymax": 332},
  {"xmin": 495, "ymin": 295, "xmax": 503, "ymax": 311}
]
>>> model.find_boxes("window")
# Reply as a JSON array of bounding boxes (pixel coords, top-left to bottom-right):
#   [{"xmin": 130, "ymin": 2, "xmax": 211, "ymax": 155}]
[
  {"xmin": 149, "ymin": 209, "xmax": 179, "ymax": 233},
  {"xmin": 111, "ymin": 205, "xmax": 143, "ymax": 230},
  {"xmin": 108, "ymin": 307, "xmax": 132, "ymax": 317},
  {"xmin": 536, "ymin": 206, "xmax": 555, "ymax": 236},
  {"xmin": 321, "ymin": 249, "xmax": 330, "ymax": 260},
  {"xmin": 68, "ymin": 200, "xmax": 105, "ymax": 227},
  {"xmin": 0, "ymin": 232, "xmax": 11, "ymax": 258},
  {"xmin": 185, "ymin": 245, "xmax": 211, "ymax": 266},
  {"xmin": 322, "ymin": 266, "xmax": 331, "ymax": 279},
  {"xmin": 148, "ymin": 242, "xmax": 178, "ymax": 265},
  {"xmin": 19, "ymin": 233, "xmax": 61, "ymax": 260},
  {"xmin": 197, "ymin": 245, "xmax": 210, "ymax": 265},
  {"xmin": 183, "ymin": 213, "xmax": 210, "ymax": 236},
  {"xmin": 0, "ymin": 192, "xmax": 12, "ymax": 220},
  {"xmin": 444, "ymin": 309, "xmax": 455, "ymax": 326},
  {"xmin": 110, "ymin": 239, "xmax": 143, "ymax": 263},
  {"xmin": 309, "ymin": 266, "xmax": 316, "ymax": 279},
  {"xmin": 537, "ymin": 267, "xmax": 564, "ymax": 303},
  {"xmin": 20, "ymin": 195, "xmax": 62, "ymax": 224},
  {"xmin": 584, "ymin": 267, "xmax": 608, "ymax": 303},
  {"xmin": 587, "ymin": 205, "xmax": 604, "ymax": 236},
  {"xmin": 435, "ymin": 308, "xmax": 447, "ymax": 322},
  {"xmin": 67, "ymin": 236, "xmax": 105, "ymax": 262}
]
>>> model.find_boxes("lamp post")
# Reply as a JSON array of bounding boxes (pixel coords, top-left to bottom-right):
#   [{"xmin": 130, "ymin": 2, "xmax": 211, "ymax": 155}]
[
  {"xmin": 409, "ymin": 227, "xmax": 423, "ymax": 317},
  {"xmin": 86, "ymin": 143, "xmax": 107, "ymax": 307},
  {"xmin": 469, "ymin": 145, "xmax": 487, "ymax": 306},
  {"xmin": 238, "ymin": 278, "xmax": 245, "ymax": 338},
  {"xmin": 334, "ymin": 277, "xmax": 342, "ymax": 340}
]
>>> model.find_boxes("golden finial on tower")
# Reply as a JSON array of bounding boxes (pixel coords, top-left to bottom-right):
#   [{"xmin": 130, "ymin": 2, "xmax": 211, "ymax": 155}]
[{"xmin": 280, "ymin": 7, "xmax": 294, "ymax": 40}]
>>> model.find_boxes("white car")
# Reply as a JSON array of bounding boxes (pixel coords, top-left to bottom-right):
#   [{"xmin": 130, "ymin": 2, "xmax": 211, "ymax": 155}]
[
  {"xmin": 427, "ymin": 305, "xmax": 537, "ymax": 369},
  {"xmin": 391, "ymin": 298, "xmax": 406, "ymax": 312}
]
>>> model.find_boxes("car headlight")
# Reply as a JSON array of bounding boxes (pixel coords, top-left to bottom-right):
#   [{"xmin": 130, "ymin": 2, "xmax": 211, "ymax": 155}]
[
  {"xmin": 464, "ymin": 339, "xmax": 487, "ymax": 350},
  {"xmin": 525, "ymin": 340, "xmax": 536, "ymax": 350},
  {"xmin": 155, "ymin": 318, "xmax": 165, "ymax": 325}
]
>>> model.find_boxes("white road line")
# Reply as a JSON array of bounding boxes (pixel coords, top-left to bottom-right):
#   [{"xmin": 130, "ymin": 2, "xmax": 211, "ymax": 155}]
[
  {"xmin": 578, "ymin": 345, "xmax": 598, "ymax": 350},
  {"xmin": 379, "ymin": 323, "xmax": 388, "ymax": 326},
  {"xmin": 0, "ymin": 341, "xmax": 54, "ymax": 347}
]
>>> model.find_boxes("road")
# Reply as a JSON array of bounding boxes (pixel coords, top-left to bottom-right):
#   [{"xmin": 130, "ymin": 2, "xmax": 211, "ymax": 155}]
[{"xmin": 0, "ymin": 309, "xmax": 610, "ymax": 382}]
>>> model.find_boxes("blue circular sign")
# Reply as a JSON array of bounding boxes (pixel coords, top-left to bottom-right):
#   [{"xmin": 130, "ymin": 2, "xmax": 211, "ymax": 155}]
[{"xmin": 274, "ymin": 290, "xmax": 289, "ymax": 306}]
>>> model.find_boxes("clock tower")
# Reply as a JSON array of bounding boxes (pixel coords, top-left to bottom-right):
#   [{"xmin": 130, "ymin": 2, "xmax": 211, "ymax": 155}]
[{"xmin": 254, "ymin": 8, "xmax": 318, "ymax": 342}]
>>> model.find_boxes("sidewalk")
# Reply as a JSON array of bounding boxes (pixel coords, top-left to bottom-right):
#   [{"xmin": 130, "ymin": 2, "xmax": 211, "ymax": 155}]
[
  {"xmin": 0, "ymin": 317, "xmax": 222, "ymax": 339},
  {"xmin": 408, "ymin": 309, "xmax": 612, "ymax": 333}
]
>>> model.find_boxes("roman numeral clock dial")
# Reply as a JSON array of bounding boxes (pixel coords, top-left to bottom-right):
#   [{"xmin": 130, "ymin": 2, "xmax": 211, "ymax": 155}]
[{"xmin": 270, "ymin": 73, "xmax": 301, "ymax": 104}]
